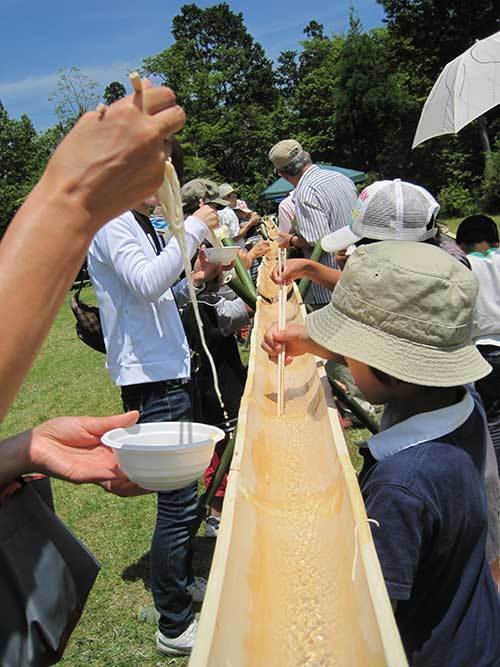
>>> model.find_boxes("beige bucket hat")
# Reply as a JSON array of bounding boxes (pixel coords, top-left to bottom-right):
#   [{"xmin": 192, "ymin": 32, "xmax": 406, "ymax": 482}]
[{"xmin": 306, "ymin": 241, "xmax": 491, "ymax": 387}]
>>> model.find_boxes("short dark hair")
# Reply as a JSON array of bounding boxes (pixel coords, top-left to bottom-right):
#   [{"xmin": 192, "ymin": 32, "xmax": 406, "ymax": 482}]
[{"xmin": 456, "ymin": 214, "xmax": 499, "ymax": 246}]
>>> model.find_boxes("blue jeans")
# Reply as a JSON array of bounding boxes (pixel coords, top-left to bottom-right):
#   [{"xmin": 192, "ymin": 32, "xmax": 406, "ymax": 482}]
[{"xmin": 122, "ymin": 380, "xmax": 197, "ymax": 638}]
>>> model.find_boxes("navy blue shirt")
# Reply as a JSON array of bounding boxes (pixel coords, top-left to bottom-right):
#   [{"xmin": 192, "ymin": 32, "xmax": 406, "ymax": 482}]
[{"xmin": 359, "ymin": 392, "xmax": 500, "ymax": 667}]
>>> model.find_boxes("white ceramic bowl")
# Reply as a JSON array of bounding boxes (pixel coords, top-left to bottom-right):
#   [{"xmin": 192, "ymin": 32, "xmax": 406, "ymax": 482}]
[
  {"xmin": 102, "ymin": 422, "xmax": 226, "ymax": 491},
  {"xmin": 204, "ymin": 246, "xmax": 240, "ymax": 264}
]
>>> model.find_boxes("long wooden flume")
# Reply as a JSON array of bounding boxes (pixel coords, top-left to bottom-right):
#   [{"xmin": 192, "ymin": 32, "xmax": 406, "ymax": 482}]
[{"xmin": 190, "ymin": 247, "xmax": 407, "ymax": 667}]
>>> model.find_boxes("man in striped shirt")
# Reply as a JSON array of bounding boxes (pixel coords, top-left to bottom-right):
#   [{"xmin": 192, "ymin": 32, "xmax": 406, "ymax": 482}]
[{"xmin": 268, "ymin": 139, "xmax": 357, "ymax": 305}]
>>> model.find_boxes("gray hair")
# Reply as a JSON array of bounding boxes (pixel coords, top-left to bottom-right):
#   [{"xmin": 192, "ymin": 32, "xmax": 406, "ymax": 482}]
[{"xmin": 279, "ymin": 151, "xmax": 312, "ymax": 177}]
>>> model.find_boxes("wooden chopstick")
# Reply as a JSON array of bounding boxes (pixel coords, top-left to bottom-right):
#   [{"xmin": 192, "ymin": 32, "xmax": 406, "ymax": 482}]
[{"xmin": 277, "ymin": 249, "xmax": 286, "ymax": 417}]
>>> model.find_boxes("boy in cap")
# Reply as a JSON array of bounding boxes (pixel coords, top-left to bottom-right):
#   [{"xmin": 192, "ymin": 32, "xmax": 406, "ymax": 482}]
[
  {"xmin": 268, "ymin": 139, "xmax": 357, "ymax": 306},
  {"xmin": 263, "ymin": 242, "xmax": 500, "ymax": 666},
  {"xmin": 274, "ymin": 179, "xmax": 468, "ymax": 289},
  {"xmin": 457, "ymin": 214, "xmax": 500, "ymax": 474}
]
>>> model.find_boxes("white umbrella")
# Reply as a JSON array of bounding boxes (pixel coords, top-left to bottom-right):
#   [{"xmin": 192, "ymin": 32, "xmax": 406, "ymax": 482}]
[{"xmin": 412, "ymin": 30, "xmax": 500, "ymax": 148}]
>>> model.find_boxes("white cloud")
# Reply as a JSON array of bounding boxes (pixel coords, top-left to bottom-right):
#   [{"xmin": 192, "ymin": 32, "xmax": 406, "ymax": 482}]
[{"xmin": 0, "ymin": 61, "xmax": 138, "ymax": 102}]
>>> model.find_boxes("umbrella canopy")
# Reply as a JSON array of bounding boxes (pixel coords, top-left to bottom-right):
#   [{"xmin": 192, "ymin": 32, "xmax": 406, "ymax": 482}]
[
  {"xmin": 261, "ymin": 163, "xmax": 365, "ymax": 202},
  {"xmin": 413, "ymin": 30, "xmax": 500, "ymax": 148}
]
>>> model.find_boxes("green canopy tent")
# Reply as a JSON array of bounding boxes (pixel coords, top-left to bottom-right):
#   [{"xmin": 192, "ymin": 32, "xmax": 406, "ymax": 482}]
[{"xmin": 261, "ymin": 164, "xmax": 366, "ymax": 202}]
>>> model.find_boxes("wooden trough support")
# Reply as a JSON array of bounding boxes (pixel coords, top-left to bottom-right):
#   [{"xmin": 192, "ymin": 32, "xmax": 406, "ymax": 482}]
[{"xmin": 190, "ymin": 249, "xmax": 407, "ymax": 667}]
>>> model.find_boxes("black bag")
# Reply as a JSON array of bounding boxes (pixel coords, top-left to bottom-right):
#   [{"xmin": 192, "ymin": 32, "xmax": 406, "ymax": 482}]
[
  {"xmin": 0, "ymin": 482, "xmax": 100, "ymax": 666},
  {"xmin": 70, "ymin": 267, "xmax": 106, "ymax": 353},
  {"xmin": 70, "ymin": 211, "xmax": 163, "ymax": 354}
]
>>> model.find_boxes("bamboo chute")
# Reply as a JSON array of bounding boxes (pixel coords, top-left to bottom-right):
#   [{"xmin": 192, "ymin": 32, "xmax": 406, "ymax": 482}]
[{"xmin": 190, "ymin": 248, "xmax": 408, "ymax": 667}]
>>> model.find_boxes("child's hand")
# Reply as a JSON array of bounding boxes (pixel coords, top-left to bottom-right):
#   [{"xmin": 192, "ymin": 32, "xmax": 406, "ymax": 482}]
[
  {"xmin": 271, "ymin": 258, "xmax": 310, "ymax": 286},
  {"xmin": 261, "ymin": 323, "xmax": 310, "ymax": 365},
  {"xmin": 193, "ymin": 246, "xmax": 222, "ymax": 286}
]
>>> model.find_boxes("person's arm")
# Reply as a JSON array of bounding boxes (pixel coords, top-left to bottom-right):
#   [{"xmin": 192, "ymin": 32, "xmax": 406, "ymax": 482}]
[
  {"xmin": 234, "ymin": 212, "xmax": 260, "ymax": 240},
  {"xmin": 272, "ymin": 258, "xmax": 341, "ymax": 291},
  {"xmin": 0, "ymin": 412, "xmax": 150, "ymax": 497},
  {"xmin": 261, "ymin": 323, "xmax": 344, "ymax": 365},
  {"xmin": 97, "ymin": 214, "xmax": 211, "ymax": 302},
  {"xmin": 0, "ymin": 80, "xmax": 185, "ymax": 421}
]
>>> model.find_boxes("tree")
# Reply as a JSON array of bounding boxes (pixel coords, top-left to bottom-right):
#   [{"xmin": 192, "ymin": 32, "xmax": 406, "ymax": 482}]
[
  {"xmin": 142, "ymin": 3, "xmax": 280, "ymax": 204},
  {"xmin": 143, "ymin": 3, "xmax": 277, "ymax": 117},
  {"xmin": 303, "ymin": 20, "xmax": 325, "ymax": 40},
  {"xmin": 0, "ymin": 106, "xmax": 51, "ymax": 234},
  {"xmin": 103, "ymin": 81, "xmax": 126, "ymax": 105},
  {"xmin": 378, "ymin": 0, "xmax": 499, "ymax": 95},
  {"xmin": 48, "ymin": 66, "xmax": 100, "ymax": 125},
  {"xmin": 275, "ymin": 51, "xmax": 299, "ymax": 101}
]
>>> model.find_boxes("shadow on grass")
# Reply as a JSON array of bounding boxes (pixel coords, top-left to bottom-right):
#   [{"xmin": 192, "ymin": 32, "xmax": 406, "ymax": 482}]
[{"xmin": 121, "ymin": 536, "xmax": 217, "ymax": 591}]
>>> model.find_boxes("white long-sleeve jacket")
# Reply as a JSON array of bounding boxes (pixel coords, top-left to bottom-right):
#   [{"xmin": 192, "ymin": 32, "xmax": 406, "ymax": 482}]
[{"xmin": 87, "ymin": 211, "xmax": 208, "ymax": 386}]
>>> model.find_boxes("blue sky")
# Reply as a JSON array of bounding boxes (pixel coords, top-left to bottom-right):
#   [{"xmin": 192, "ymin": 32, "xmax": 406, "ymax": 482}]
[{"xmin": 0, "ymin": 0, "xmax": 385, "ymax": 130}]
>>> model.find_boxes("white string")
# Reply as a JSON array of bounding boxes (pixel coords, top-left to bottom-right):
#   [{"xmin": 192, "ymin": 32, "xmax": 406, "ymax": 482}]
[
  {"xmin": 351, "ymin": 518, "xmax": 380, "ymax": 582},
  {"xmin": 159, "ymin": 161, "xmax": 229, "ymax": 428}
]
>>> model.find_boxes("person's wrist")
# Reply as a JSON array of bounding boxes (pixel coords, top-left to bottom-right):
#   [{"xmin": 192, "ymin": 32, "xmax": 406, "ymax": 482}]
[
  {"xmin": 0, "ymin": 431, "xmax": 32, "ymax": 485},
  {"xmin": 34, "ymin": 173, "xmax": 97, "ymax": 235}
]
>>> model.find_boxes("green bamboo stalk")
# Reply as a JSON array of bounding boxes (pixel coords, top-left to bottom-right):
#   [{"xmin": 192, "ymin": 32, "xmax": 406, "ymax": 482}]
[
  {"xmin": 228, "ymin": 276, "xmax": 256, "ymax": 310},
  {"xmin": 298, "ymin": 240, "xmax": 324, "ymax": 299},
  {"xmin": 221, "ymin": 237, "xmax": 257, "ymax": 299}
]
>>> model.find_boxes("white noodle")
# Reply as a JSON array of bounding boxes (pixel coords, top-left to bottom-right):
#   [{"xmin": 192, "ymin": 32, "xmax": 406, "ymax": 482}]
[{"xmin": 159, "ymin": 160, "xmax": 230, "ymax": 429}]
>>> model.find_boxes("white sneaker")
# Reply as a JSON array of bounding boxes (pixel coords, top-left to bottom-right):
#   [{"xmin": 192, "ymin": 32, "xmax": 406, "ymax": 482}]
[
  {"xmin": 187, "ymin": 576, "xmax": 207, "ymax": 603},
  {"xmin": 156, "ymin": 619, "xmax": 198, "ymax": 656},
  {"xmin": 204, "ymin": 515, "xmax": 220, "ymax": 538}
]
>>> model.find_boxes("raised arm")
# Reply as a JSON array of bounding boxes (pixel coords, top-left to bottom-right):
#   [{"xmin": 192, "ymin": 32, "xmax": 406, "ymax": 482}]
[{"xmin": 0, "ymin": 81, "xmax": 185, "ymax": 420}]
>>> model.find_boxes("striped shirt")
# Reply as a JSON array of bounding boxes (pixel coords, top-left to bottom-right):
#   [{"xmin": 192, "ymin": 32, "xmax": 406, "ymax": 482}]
[{"xmin": 293, "ymin": 165, "xmax": 357, "ymax": 304}]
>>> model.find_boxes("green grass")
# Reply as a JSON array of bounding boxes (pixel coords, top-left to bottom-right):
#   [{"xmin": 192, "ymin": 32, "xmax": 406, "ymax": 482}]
[{"xmin": 0, "ymin": 286, "xmax": 366, "ymax": 666}]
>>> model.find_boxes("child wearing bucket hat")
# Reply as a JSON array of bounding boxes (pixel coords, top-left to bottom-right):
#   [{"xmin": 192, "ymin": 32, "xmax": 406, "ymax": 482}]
[{"xmin": 263, "ymin": 241, "xmax": 500, "ymax": 666}]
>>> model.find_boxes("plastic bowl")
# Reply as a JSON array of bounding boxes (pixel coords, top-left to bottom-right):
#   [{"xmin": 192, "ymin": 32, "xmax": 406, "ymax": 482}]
[
  {"xmin": 204, "ymin": 246, "xmax": 240, "ymax": 264},
  {"xmin": 101, "ymin": 422, "xmax": 226, "ymax": 491}
]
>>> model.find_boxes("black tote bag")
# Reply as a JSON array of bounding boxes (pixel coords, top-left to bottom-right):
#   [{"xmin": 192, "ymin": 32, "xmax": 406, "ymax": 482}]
[{"xmin": 0, "ymin": 482, "xmax": 100, "ymax": 666}]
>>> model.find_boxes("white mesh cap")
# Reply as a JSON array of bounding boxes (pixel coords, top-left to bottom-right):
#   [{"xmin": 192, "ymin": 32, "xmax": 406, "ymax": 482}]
[
  {"xmin": 322, "ymin": 179, "xmax": 440, "ymax": 252},
  {"xmin": 352, "ymin": 179, "xmax": 440, "ymax": 242}
]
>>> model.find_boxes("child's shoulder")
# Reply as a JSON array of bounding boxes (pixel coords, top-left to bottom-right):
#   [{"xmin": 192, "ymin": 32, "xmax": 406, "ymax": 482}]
[{"xmin": 363, "ymin": 440, "xmax": 478, "ymax": 511}]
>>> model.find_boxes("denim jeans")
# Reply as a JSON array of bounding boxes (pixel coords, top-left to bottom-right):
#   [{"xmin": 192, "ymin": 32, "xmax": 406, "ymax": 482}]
[
  {"xmin": 476, "ymin": 345, "xmax": 500, "ymax": 475},
  {"xmin": 122, "ymin": 380, "xmax": 197, "ymax": 638}
]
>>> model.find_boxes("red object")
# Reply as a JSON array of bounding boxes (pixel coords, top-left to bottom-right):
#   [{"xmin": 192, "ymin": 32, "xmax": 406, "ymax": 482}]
[{"xmin": 204, "ymin": 435, "xmax": 229, "ymax": 498}]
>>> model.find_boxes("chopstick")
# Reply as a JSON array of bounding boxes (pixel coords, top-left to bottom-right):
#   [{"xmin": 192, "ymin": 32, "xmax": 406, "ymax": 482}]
[
  {"xmin": 129, "ymin": 71, "xmax": 143, "ymax": 94},
  {"xmin": 277, "ymin": 248, "xmax": 286, "ymax": 417}
]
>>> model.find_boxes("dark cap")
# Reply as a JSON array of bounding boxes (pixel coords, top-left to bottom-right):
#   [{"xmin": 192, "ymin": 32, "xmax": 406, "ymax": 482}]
[{"xmin": 456, "ymin": 214, "xmax": 499, "ymax": 245}]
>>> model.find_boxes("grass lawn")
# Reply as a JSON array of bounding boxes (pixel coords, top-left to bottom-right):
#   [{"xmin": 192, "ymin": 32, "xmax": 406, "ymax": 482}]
[{"xmin": 0, "ymin": 286, "xmax": 367, "ymax": 666}]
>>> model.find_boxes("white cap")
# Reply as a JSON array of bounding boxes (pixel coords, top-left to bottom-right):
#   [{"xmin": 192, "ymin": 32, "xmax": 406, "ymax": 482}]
[{"xmin": 321, "ymin": 179, "xmax": 440, "ymax": 253}]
